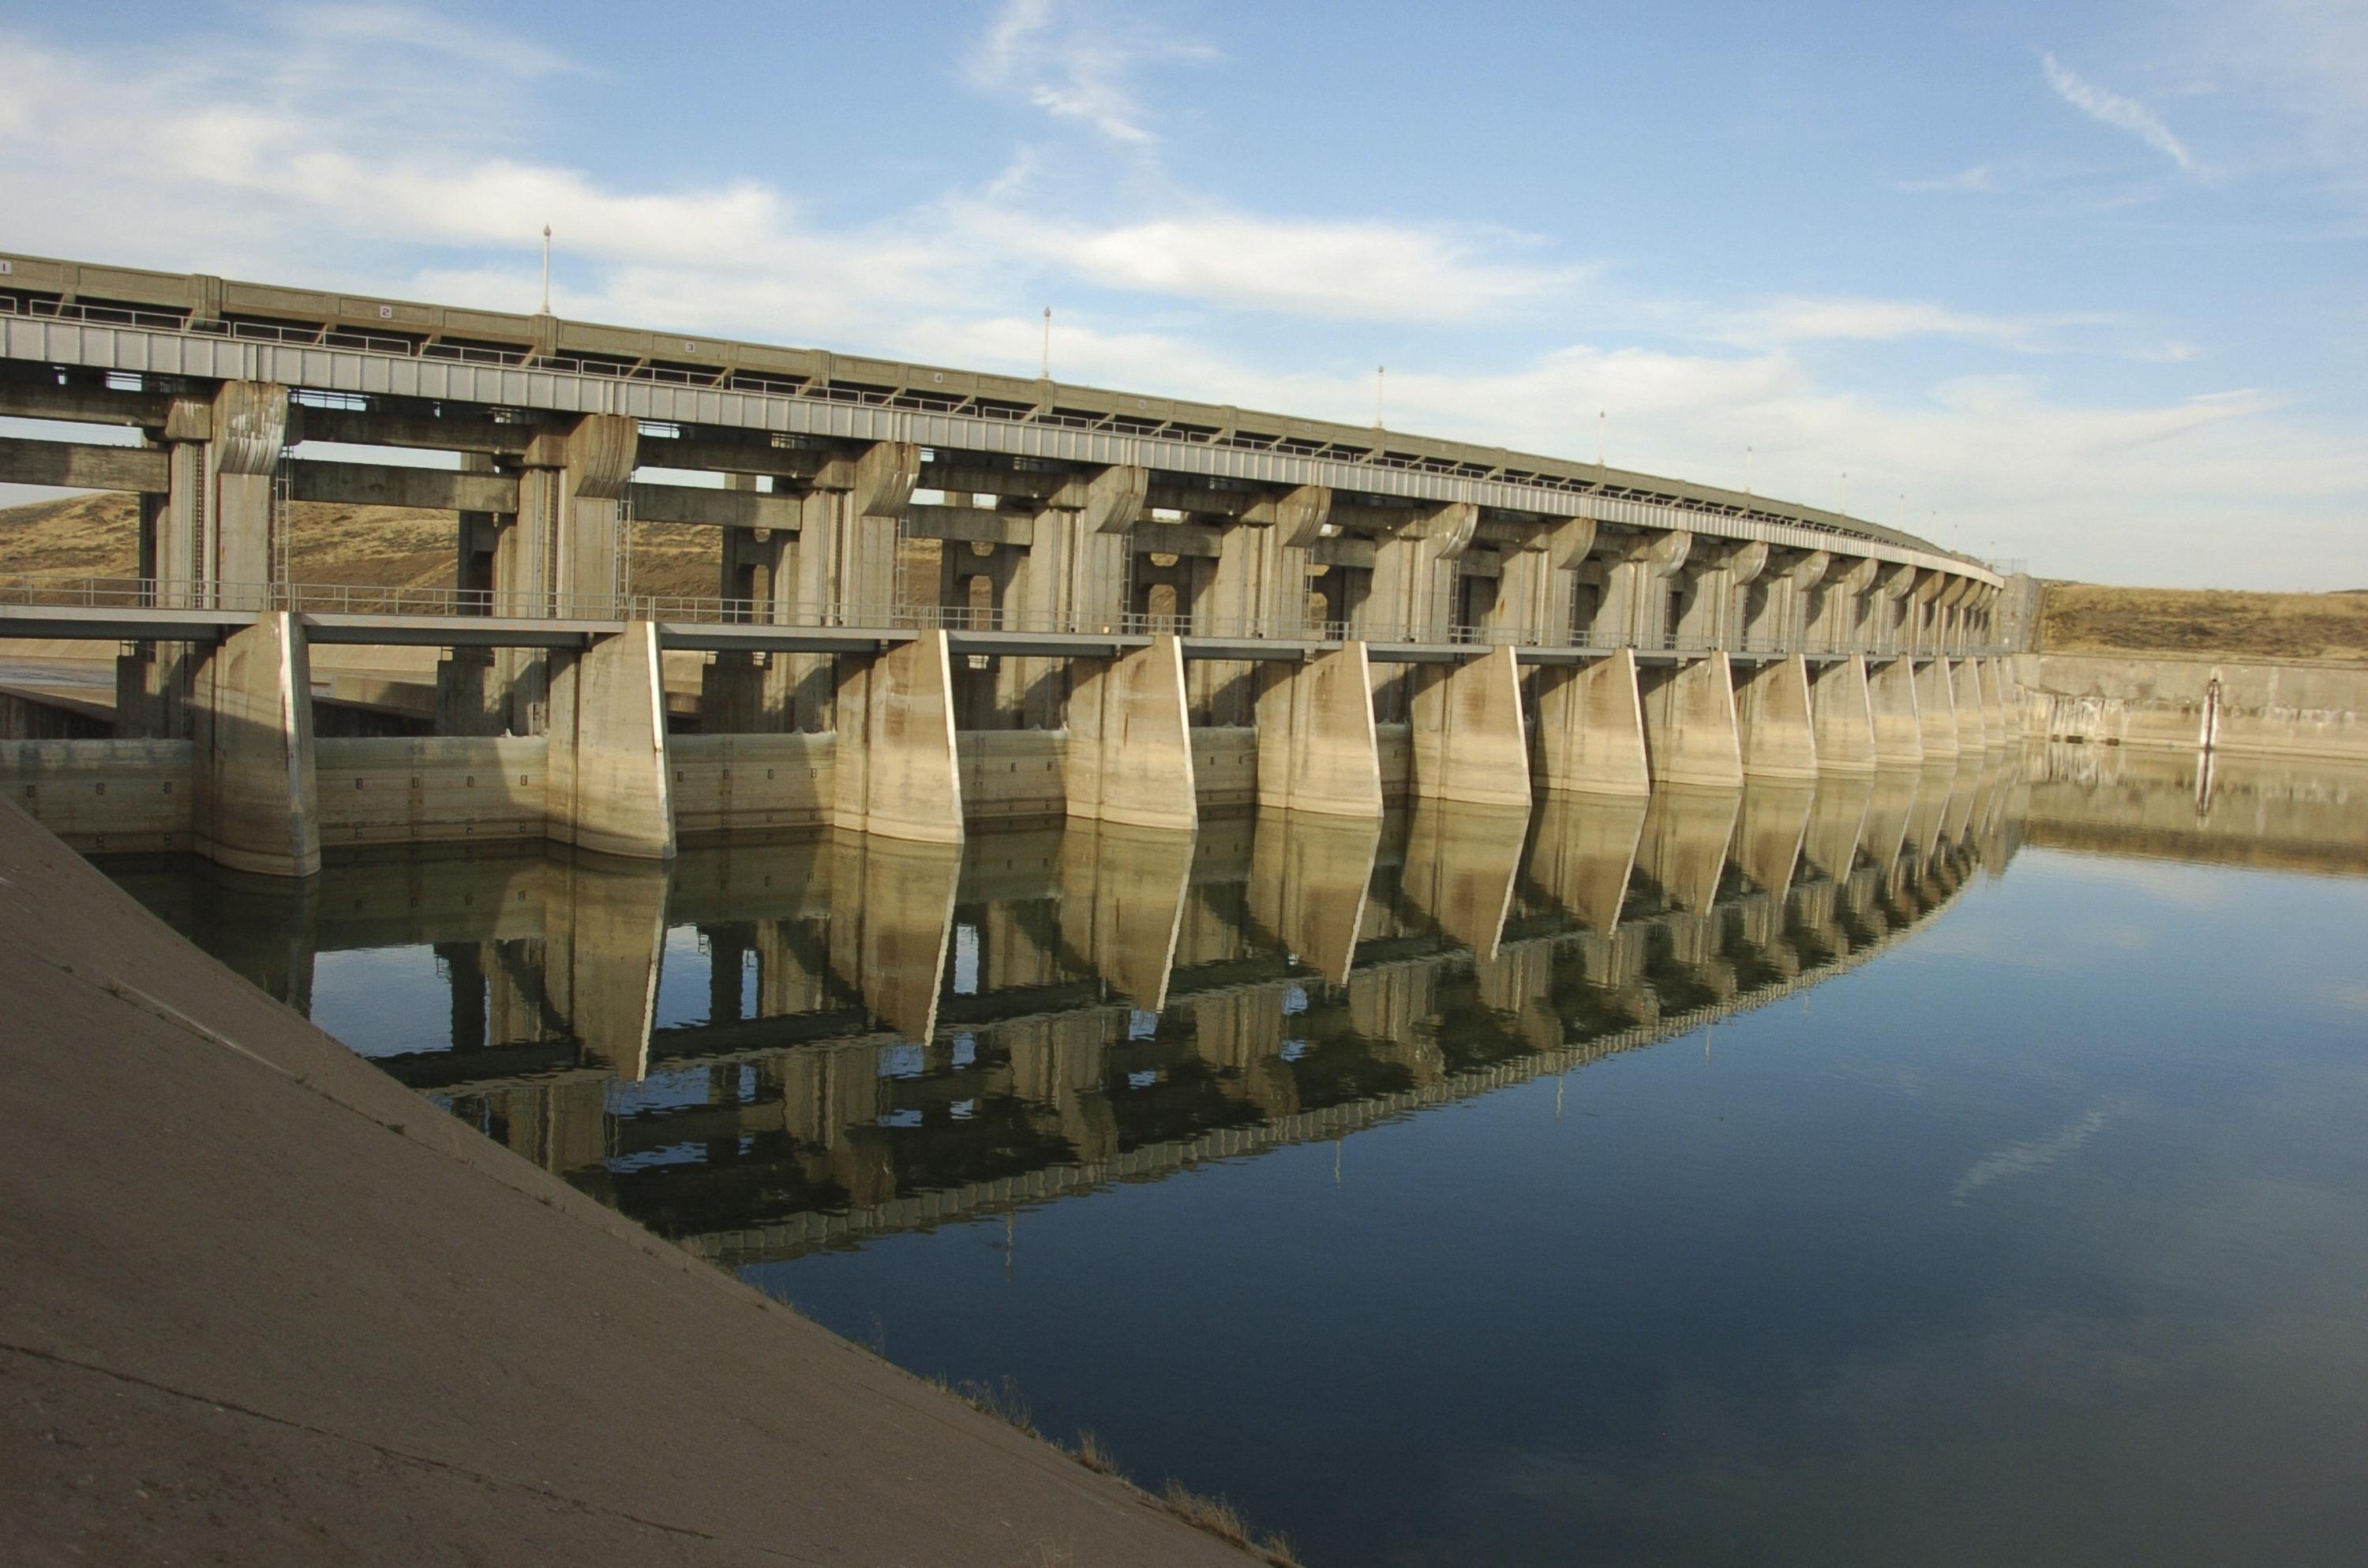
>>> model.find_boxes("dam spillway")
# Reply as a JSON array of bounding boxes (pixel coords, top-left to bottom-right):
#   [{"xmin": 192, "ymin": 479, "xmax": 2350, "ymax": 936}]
[{"xmin": 0, "ymin": 252, "xmax": 2012, "ymax": 876}]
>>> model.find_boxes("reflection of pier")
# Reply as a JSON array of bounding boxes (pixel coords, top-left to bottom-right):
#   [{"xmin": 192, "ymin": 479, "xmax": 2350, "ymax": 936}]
[{"xmin": 125, "ymin": 765, "xmax": 2015, "ymax": 1264}]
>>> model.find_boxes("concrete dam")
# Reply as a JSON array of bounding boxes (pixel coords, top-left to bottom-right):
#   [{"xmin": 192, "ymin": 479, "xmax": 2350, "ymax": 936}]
[{"xmin": 0, "ymin": 251, "xmax": 2014, "ymax": 875}]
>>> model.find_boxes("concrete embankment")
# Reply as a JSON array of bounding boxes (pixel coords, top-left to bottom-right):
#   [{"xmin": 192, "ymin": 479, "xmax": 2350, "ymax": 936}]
[
  {"xmin": 2015, "ymin": 650, "xmax": 2368, "ymax": 763},
  {"xmin": 0, "ymin": 798, "xmax": 1261, "ymax": 1566}
]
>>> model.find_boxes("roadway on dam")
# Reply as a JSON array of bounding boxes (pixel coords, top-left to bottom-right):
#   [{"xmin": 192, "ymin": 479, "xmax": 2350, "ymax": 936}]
[{"xmin": 0, "ymin": 797, "xmax": 1261, "ymax": 1566}]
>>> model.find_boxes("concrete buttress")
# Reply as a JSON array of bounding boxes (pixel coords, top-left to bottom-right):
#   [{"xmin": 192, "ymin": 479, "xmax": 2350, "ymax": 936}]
[
  {"xmin": 190, "ymin": 611, "xmax": 319, "ymax": 878},
  {"xmin": 1640, "ymin": 653, "xmax": 1745, "ymax": 789},
  {"xmin": 834, "ymin": 630, "xmax": 965, "ymax": 844},
  {"xmin": 1735, "ymin": 653, "xmax": 1819, "ymax": 780},
  {"xmin": 1410, "ymin": 645, "xmax": 1531, "ymax": 806},
  {"xmin": 1253, "ymin": 641, "xmax": 1383, "ymax": 818},
  {"xmin": 1868, "ymin": 657, "xmax": 1926, "ymax": 766},
  {"xmin": 1914, "ymin": 659, "xmax": 1962, "ymax": 761},
  {"xmin": 1809, "ymin": 655, "xmax": 1879, "ymax": 774},
  {"xmin": 544, "ymin": 621, "xmax": 675, "ymax": 862},
  {"xmin": 1949, "ymin": 657, "xmax": 1988, "ymax": 753},
  {"xmin": 1066, "ymin": 634, "xmax": 1197, "ymax": 831},
  {"xmin": 1533, "ymin": 649, "xmax": 1651, "ymax": 797}
]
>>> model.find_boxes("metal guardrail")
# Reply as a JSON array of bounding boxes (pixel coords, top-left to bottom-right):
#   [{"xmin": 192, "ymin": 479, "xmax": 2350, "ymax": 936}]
[{"xmin": 0, "ymin": 578, "xmax": 2009, "ymax": 660}]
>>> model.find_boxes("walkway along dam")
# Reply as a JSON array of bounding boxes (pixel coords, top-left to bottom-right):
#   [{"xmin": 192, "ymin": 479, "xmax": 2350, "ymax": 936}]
[{"xmin": 0, "ymin": 253, "xmax": 2012, "ymax": 875}]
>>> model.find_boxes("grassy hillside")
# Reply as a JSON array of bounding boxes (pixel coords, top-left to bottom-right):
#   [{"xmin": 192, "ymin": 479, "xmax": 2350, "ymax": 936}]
[
  {"xmin": 0, "ymin": 492, "xmax": 725, "ymax": 599},
  {"xmin": 2040, "ymin": 581, "xmax": 2368, "ymax": 665}
]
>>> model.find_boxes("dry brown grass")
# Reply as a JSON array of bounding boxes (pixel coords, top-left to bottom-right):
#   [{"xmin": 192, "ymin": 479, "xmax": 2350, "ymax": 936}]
[
  {"xmin": 2040, "ymin": 580, "xmax": 2368, "ymax": 665},
  {"xmin": 0, "ymin": 496, "xmax": 948, "ymax": 607}
]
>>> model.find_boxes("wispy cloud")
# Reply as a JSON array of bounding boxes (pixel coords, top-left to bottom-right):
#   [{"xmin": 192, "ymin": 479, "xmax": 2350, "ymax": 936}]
[
  {"xmin": 1714, "ymin": 296, "xmax": 2110, "ymax": 352},
  {"xmin": 2040, "ymin": 51, "xmax": 2197, "ymax": 171},
  {"xmin": 1892, "ymin": 163, "xmax": 2003, "ymax": 195},
  {"xmin": 968, "ymin": 0, "xmax": 1212, "ymax": 145}
]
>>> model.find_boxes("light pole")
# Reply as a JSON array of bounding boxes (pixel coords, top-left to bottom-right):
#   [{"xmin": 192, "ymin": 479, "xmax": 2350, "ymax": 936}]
[
  {"xmin": 539, "ymin": 225, "xmax": 553, "ymax": 316},
  {"xmin": 1040, "ymin": 307, "xmax": 1051, "ymax": 380},
  {"xmin": 1375, "ymin": 365, "xmax": 1386, "ymax": 430}
]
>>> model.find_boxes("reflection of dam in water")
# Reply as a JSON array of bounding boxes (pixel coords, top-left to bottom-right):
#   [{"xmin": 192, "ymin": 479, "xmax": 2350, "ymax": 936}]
[{"xmin": 116, "ymin": 765, "xmax": 2024, "ymax": 1263}]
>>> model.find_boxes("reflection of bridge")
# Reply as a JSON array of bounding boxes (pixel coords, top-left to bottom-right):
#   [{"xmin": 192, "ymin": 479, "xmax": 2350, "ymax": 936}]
[
  {"xmin": 132, "ymin": 762, "xmax": 2016, "ymax": 1267},
  {"xmin": 3, "ymin": 252, "xmax": 2015, "ymax": 880}
]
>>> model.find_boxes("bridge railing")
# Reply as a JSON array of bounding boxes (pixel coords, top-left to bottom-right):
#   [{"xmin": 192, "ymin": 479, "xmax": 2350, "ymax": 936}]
[{"xmin": 0, "ymin": 577, "xmax": 2010, "ymax": 660}]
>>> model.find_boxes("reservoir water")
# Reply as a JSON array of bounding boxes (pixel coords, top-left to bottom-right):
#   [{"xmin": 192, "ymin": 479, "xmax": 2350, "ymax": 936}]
[{"xmin": 105, "ymin": 745, "xmax": 2368, "ymax": 1566}]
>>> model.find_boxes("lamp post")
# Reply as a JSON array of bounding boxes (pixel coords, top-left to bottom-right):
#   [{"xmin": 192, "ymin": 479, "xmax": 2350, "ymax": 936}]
[{"xmin": 539, "ymin": 225, "xmax": 553, "ymax": 315}]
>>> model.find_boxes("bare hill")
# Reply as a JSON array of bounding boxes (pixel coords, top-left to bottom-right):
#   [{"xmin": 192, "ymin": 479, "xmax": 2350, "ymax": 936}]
[
  {"xmin": 2040, "ymin": 581, "xmax": 2368, "ymax": 666},
  {"xmin": 0, "ymin": 492, "xmax": 722, "ymax": 598}
]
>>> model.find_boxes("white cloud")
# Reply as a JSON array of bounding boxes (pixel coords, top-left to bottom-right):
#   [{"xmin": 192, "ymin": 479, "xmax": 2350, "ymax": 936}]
[
  {"xmin": 966, "ymin": 205, "xmax": 1574, "ymax": 322},
  {"xmin": 2040, "ymin": 51, "xmax": 2198, "ymax": 171},
  {"xmin": 967, "ymin": 0, "xmax": 1213, "ymax": 145},
  {"xmin": 1721, "ymin": 297, "xmax": 2098, "ymax": 350}
]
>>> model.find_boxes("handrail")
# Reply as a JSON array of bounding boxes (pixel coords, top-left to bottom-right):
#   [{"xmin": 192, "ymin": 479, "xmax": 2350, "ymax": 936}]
[{"xmin": 0, "ymin": 577, "xmax": 2010, "ymax": 659}]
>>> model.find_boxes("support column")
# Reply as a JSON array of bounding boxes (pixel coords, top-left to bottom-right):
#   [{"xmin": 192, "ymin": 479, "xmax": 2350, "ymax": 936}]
[
  {"xmin": 1066, "ymin": 634, "xmax": 1197, "ymax": 831},
  {"xmin": 1534, "ymin": 649, "xmax": 1650, "ymax": 796},
  {"xmin": 189, "ymin": 612, "xmax": 319, "ymax": 878},
  {"xmin": 1488, "ymin": 515, "xmax": 1596, "ymax": 646},
  {"xmin": 1734, "ymin": 653, "xmax": 1819, "ymax": 780},
  {"xmin": 1868, "ymin": 563, "xmax": 1917, "ymax": 653},
  {"xmin": 493, "ymin": 414, "xmax": 639, "ymax": 735},
  {"xmin": 1639, "ymin": 653, "xmax": 1744, "ymax": 788},
  {"xmin": 1808, "ymin": 655, "xmax": 1879, "ymax": 774},
  {"xmin": 1254, "ymin": 641, "xmax": 1382, "ymax": 817},
  {"xmin": 1913, "ymin": 658, "xmax": 1961, "ymax": 760},
  {"xmin": 1363, "ymin": 501, "xmax": 1478, "ymax": 643},
  {"xmin": 1812, "ymin": 556, "xmax": 1878, "ymax": 653},
  {"xmin": 834, "ymin": 629, "xmax": 963, "ymax": 843},
  {"xmin": 1674, "ymin": 540, "xmax": 1767, "ymax": 651},
  {"xmin": 777, "ymin": 440, "xmax": 917, "ymax": 731},
  {"xmin": 1000, "ymin": 462, "xmax": 1146, "ymax": 727},
  {"xmin": 1747, "ymin": 548, "xmax": 1828, "ymax": 653},
  {"xmin": 1949, "ymin": 657, "xmax": 1988, "ymax": 752},
  {"xmin": 1976, "ymin": 656, "xmax": 2011, "ymax": 742},
  {"xmin": 545, "ymin": 620, "xmax": 675, "ymax": 862},
  {"xmin": 1868, "ymin": 658, "xmax": 1925, "ymax": 766},
  {"xmin": 1409, "ymin": 645, "xmax": 1531, "ymax": 806},
  {"xmin": 1597, "ymin": 530, "xmax": 1691, "ymax": 649},
  {"xmin": 1196, "ymin": 484, "xmax": 1328, "ymax": 723},
  {"xmin": 159, "ymin": 380, "xmax": 290, "ymax": 611}
]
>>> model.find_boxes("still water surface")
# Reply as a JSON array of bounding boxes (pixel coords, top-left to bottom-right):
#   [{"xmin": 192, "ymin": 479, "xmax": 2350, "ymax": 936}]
[{"xmin": 108, "ymin": 747, "xmax": 2368, "ymax": 1566}]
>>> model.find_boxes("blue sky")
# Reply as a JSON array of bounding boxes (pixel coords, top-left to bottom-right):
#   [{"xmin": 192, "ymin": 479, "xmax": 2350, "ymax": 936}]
[{"xmin": 2, "ymin": 0, "xmax": 2362, "ymax": 586}]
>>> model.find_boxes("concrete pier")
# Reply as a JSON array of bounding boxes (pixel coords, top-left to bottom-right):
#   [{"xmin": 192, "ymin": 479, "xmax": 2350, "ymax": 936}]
[
  {"xmin": 1640, "ymin": 654, "xmax": 1745, "ymax": 790},
  {"xmin": 834, "ymin": 631, "xmax": 964, "ymax": 844},
  {"xmin": 1950, "ymin": 657, "xmax": 1988, "ymax": 754},
  {"xmin": 1869, "ymin": 657, "xmax": 1926, "ymax": 767},
  {"xmin": 1254, "ymin": 641, "xmax": 1384, "ymax": 817},
  {"xmin": 1534, "ymin": 650, "xmax": 1653, "ymax": 797},
  {"xmin": 1410, "ymin": 645, "xmax": 1531, "ymax": 807},
  {"xmin": 1736, "ymin": 653, "xmax": 1820, "ymax": 780},
  {"xmin": 190, "ymin": 612, "xmax": 319, "ymax": 878},
  {"xmin": 1808, "ymin": 655, "xmax": 1879, "ymax": 775},
  {"xmin": 1914, "ymin": 659, "xmax": 1962, "ymax": 761},
  {"xmin": 545, "ymin": 622, "xmax": 674, "ymax": 862},
  {"xmin": 1067, "ymin": 634, "xmax": 1197, "ymax": 831}
]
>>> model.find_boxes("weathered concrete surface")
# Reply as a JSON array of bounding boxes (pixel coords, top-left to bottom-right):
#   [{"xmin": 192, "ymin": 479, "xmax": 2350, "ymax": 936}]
[
  {"xmin": 1253, "ymin": 641, "xmax": 1383, "ymax": 817},
  {"xmin": 1639, "ymin": 654, "xmax": 1744, "ymax": 790},
  {"xmin": 1067, "ymin": 634, "xmax": 1198, "ymax": 830},
  {"xmin": 1735, "ymin": 653, "xmax": 1819, "ymax": 781},
  {"xmin": 1533, "ymin": 650, "xmax": 1651, "ymax": 797},
  {"xmin": 1808, "ymin": 656, "xmax": 1879, "ymax": 775},
  {"xmin": 0, "ymin": 799, "xmax": 1261, "ymax": 1567},
  {"xmin": 1409, "ymin": 646, "xmax": 1531, "ymax": 807},
  {"xmin": 2015, "ymin": 650, "xmax": 2368, "ymax": 763}
]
